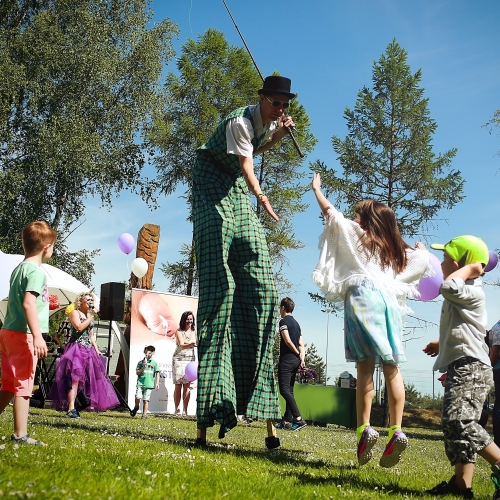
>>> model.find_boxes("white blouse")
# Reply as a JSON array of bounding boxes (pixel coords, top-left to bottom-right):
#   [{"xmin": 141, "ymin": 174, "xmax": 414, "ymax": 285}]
[{"xmin": 312, "ymin": 205, "xmax": 433, "ymax": 314}]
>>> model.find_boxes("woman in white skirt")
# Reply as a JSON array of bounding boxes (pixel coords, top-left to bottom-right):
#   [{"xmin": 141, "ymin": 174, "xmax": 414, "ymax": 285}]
[{"xmin": 172, "ymin": 311, "xmax": 197, "ymax": 416}]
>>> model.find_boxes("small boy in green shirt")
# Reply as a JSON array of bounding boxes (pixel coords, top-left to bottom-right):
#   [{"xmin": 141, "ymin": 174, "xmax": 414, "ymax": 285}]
[{"xmin": 131, "ymin": 345, "xmax": 159, "ymax": 419}]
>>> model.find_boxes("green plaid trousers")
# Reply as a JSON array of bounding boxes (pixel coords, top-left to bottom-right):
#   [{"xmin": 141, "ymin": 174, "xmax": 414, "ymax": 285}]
[{"xmin": 193, "ymin": 145, "xmax": 280, "ymax": 433}]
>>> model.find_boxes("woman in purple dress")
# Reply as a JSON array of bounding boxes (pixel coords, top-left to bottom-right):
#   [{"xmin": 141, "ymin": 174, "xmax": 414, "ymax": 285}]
[{"xmin": 49, "ymin": 292, "xmax": 119, "ymax": 417}]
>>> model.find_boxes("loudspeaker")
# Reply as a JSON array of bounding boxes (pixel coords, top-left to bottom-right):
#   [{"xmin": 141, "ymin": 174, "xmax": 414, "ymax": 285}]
[{"xmin": 99, "ymin": 282, "xmax": 125, "ymax": 321}]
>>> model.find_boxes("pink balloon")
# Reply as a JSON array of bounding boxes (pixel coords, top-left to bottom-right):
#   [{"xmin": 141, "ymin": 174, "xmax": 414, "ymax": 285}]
[
  {"xmin": 485, "ymin": 251, "xmax": 499, "ymax": 273},
  {"xmin": 417, "ymin": 253, "xmax": 444, "ymax": 301},
  {"xmin": 117, "ymin": 233, "xmax": 135, "ymax": 254},
  {"xmin": 185, "ymin": 361, "xmax": 198, "ymax": 382}
]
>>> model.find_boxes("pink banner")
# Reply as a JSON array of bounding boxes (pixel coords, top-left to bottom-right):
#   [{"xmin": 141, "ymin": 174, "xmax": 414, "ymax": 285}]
[{"xmin": 129, "ymin": 289, "xmax": 198, "ymax": 414}]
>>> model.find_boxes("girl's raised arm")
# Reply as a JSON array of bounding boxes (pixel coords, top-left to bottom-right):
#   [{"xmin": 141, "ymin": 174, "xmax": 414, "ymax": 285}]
[{"xmin": 311, "ymin": 173, "xmax": 332, "ymax": 217}]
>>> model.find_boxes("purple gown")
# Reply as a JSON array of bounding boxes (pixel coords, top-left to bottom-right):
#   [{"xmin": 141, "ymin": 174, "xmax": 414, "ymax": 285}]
[{"xmin": 49, "ymin": 316, "xmax": 119, "ymax": 412}]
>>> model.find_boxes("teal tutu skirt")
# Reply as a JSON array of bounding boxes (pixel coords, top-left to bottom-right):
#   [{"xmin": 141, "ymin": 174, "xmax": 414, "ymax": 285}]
[{"xmin": 344, "ymin": 283, "xmax": 406, "ymax": 365}]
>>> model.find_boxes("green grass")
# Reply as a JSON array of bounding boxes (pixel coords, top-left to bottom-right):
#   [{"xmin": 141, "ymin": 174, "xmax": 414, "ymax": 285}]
[{"xmin": 0, "ymin": 408, "xmax": 496, "ymax": 499}]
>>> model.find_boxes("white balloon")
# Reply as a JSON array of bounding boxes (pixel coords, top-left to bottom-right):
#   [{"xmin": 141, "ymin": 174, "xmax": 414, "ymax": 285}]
[{"xmin": 131, "ymin": 257, "xmax": 148, "ymax": 279}]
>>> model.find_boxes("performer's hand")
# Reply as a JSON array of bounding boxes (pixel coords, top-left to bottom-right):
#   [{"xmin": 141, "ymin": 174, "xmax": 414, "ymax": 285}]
[
  {"xmin": 259, "ymin": 195, "xmax": 279, "ymax": 222},
  {"xmin": 34, "ymin": 335, "xmax": 48, "ymax": 359},
  {"xmin": 423, "ymin": 340, "xmax": 439, "ymax": 357},
  {"xmin": 276, "ymin": 114, "xmax": 296, "ymax": 140}
]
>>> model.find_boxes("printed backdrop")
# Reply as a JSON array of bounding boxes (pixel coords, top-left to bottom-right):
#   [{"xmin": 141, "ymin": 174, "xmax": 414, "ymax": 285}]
[{"xmin": 129, "ymin": 289, "xmax": 198, "ymax": 414}]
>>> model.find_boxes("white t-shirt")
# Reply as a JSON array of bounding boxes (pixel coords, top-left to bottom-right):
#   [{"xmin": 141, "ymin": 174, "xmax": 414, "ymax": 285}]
[{"xmin": 225, "ymin": 104, "xmax": 278, "ymax": 157}]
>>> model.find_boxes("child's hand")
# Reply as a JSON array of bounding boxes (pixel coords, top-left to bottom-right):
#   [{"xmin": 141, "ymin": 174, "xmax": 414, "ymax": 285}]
[
  {"xmin": 423, "ymin": 340, "xmax": 439, "ymax": 357},
  {"xmin": 415, "ymin": 242, "xmax": 426, "ymax": 250},
  {"xmin": 155, "ymin": 383, "xmax": 160, "ymax": 391},
  {"xmin": 312, "ymin": 173, "xmax": 321, "ymax": 192},
  {"xmin": 34, "ymin": 336, "xmax": 48, "ymax": 359}
]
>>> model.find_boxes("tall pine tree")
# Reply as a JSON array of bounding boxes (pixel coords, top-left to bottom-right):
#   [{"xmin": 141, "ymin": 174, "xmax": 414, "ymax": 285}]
[{"xmin": 312, "ymin": 39, "xmax": 463, "ymax": 237}]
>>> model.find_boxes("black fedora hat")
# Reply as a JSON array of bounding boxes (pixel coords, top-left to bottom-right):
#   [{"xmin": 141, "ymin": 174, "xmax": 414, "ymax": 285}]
[{"xmin": 258, "ymin": 76, "xmax": 296, "ymax": 99}]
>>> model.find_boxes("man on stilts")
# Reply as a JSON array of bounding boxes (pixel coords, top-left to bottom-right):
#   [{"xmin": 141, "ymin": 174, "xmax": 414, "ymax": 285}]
[{"xmin": 193, "ymin": 76, "xmax": 296, "ymax": 449}]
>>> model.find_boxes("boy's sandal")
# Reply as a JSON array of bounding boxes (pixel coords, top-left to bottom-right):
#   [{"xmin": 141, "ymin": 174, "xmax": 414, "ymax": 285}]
[{"xmin": 11, "ymin": 433, "xmax": 48, "ymax": 446}]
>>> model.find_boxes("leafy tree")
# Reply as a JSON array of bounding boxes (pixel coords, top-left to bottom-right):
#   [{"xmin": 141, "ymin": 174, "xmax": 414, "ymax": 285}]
[
  {"xmin": 159, "ymin": 242, "xmax": 198, "ymax": 296},
  {"xmin": 312, "ymin": 39, "xmax": 463, "ymax": 237},
  {"xmin": 0, "ymin": 0, "xmax": 178, "ymax": 280},
  {"xmin": 153, "ymin": 29, "xmax": 317, "ymax": 295}
]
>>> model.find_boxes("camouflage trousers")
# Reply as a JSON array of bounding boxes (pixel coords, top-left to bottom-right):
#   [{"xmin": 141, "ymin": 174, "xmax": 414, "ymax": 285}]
[{"xmin": 442, "ymin": 357, "xmax": 493, "ymax": 465}]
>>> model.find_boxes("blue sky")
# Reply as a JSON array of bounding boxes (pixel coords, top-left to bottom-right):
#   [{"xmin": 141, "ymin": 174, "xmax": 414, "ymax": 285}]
[{"xmin": 66, "ymin": 0, "xmax": 500, "ymax": 395}]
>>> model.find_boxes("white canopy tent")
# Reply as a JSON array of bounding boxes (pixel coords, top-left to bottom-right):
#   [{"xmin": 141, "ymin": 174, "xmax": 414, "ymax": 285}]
[{"xmin": 0, "ymin": 251, "xmax": 129, "ymax": 373}]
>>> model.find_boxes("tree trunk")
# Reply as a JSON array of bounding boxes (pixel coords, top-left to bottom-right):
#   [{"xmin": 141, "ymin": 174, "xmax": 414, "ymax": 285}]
[{"xmin": 129, "ymin": 223, "xmax": 160, "ymax": 290}]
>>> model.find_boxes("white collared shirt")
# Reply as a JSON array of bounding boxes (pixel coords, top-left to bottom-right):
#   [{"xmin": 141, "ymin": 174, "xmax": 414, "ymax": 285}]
[{"xmin": 225, "ymin": 104, "xmax": 278, "ymax": 158}]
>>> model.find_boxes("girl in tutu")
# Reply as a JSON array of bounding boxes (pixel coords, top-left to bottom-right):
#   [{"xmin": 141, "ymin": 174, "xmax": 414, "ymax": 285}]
[
  {"xmin": 49, "ymin": 292, "xmax": 119, "ymax": 417},
  {"xmin": 311, "ymin": 173, "xmax": 432, "ymax": 468}
]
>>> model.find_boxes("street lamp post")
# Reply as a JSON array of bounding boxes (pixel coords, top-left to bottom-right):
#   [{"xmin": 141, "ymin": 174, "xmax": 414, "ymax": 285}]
[{"xmin": 321, "ymin": 308, "xmax": 332, "ymax": 385}]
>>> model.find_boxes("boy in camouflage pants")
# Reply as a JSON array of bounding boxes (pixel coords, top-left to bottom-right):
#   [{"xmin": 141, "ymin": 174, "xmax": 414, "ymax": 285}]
[{"xmin": 423, "ymin": 235, "xmax": 500, "ymax": 499}]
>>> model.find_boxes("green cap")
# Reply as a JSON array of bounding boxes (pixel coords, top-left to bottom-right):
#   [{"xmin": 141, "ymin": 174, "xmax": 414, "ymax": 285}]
[{"xmin": 430, "ymin": 235, "xmax": 489, "ymax": 266}]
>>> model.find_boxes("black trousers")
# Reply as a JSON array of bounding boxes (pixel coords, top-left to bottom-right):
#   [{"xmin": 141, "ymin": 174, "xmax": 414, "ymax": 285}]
[
  {"xmin": 493, "ymin": 369, "xmax": 500, "ymax": 446},
  {"xmin": 278, "ymin": 355, "xmax": 301, "ymax": 421}
]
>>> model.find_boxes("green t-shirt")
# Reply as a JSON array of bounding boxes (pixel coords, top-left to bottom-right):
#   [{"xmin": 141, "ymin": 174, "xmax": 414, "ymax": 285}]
[
  {"xmin": 3, "ymin": 262, "xmax": 49, "ymax": 333},
  {"xmin": 136, "ymin": 358, "xmax": 159, "ymax": 389}
]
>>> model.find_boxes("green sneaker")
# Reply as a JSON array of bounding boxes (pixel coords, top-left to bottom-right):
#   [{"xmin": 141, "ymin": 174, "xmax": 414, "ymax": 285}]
[{"xmin": 491, "ymin": 465, "xmax": 500, "ymax": 499}]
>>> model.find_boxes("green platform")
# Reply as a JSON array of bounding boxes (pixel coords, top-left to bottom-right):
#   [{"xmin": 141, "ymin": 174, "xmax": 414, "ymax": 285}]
[{"xmin": 279, "ymin": 384, "xmax": 356, "ymax": 428}]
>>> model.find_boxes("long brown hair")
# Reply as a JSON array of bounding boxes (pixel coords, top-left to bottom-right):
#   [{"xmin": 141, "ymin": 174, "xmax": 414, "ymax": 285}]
[
  {"xmin": 355, "ymin": 200, "xmax": 410, "ymax": 273},
  {"xmin": 179, "ymin": 311, "xmax": 196, "ymax": 331}
]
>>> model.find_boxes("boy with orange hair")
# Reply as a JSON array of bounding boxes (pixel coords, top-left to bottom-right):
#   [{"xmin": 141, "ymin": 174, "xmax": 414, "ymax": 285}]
[{"xmin": 0, "ymin": 221, "xmax": 56, "ymax": 445}]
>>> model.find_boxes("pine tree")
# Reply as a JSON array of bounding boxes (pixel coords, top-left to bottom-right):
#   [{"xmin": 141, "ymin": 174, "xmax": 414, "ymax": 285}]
[
  {"xmin": 312, "ymin": 38, "xmax": 463, "ymax": 237},
  {"xmin": 304, "ymin": 343, "xmax": 326, "ymax": 385}
]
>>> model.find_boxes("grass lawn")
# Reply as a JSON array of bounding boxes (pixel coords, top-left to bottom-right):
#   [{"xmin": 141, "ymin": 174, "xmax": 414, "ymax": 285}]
[{"xmin": 0, "ymin": 407, "xmax": 497, "ymax": 499}]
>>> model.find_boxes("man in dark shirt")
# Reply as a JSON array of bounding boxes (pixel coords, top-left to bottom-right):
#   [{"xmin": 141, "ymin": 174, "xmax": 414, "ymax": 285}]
[{"xmin": 277, "ymin": 297, "xmax": 307, "ymax": 431}]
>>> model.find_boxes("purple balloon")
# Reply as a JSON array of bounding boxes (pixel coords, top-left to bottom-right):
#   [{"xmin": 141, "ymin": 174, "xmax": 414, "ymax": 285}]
[
  {"xmin": 485, "ymin": 251, "xmax": 499, "ymax": 273},
  {"xmin": 417, "ymin": 253, "xmax": 444, "ymax": 301},
  {"xmin": 117, "ymin": 233, "xmax": 135, "ymax": 255},
  {"xmin": 185, "ymin": 361, "xmax": 198, "ymax": 382}
]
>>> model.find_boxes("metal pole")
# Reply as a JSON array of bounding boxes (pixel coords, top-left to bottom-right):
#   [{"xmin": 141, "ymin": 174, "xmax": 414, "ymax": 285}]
[
  {"xmin": 325, "ymin": 312, "xmax": 329, "ymax": 385},
  {"xmin": 221, "ymin": 0, "xmax": 305, "ymax": 158}
]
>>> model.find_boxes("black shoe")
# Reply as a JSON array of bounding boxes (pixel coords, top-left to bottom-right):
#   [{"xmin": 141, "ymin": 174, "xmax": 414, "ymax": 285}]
[
  {"xmin": 425, "ymin": 476, "xmax": 474, "ymax": 499},
  {"xmin": 130, "ymin": 406, "xmax": 139, "ymax": 417},
  {"xmin": 265, "ymin": 436, "xmax": 281, "ymax": 450},
  {"xmin": 194, "ymin": 438, "xmax": 207, "ymax": 448}
]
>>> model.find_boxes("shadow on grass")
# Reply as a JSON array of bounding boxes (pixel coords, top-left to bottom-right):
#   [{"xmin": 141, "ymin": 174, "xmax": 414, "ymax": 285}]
[
  {"xmin": 36, "ymin": 414, "xmax": 333, "ymax": 468},
  {"xmin": 288, "ymin": 467, "xmax": 423, "ymax": 497}
]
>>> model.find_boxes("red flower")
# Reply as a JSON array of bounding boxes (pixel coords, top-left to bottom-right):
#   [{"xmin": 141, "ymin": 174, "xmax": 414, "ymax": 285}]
[{"xmin": 49, "ymin": 294, "xmax": 60, "ymax": 310}]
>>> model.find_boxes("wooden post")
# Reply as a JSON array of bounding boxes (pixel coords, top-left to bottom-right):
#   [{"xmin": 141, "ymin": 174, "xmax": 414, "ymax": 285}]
[{"xmin": 129, "ymin": 223, "xmax": 160, "ymax": 291}]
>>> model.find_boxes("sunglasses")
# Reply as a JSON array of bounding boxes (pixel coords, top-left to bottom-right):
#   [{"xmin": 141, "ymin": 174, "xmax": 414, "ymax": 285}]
[{"xmin": 265, "ymin": 95, "xmax": 290, "ymax": 110}]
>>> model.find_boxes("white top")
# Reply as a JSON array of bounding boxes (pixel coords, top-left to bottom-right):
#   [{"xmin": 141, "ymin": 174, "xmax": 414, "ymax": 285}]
[
  {"xmin": 312, "ymin": 205, "xmax": 433, "ymax": 314},
  {"xmin": 433, "ymin": 277, "xmax": 490, "ymax": 372},
  {"xmin": 225, "ymin": 104, "xmax": 278, "ymax": 157}
]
